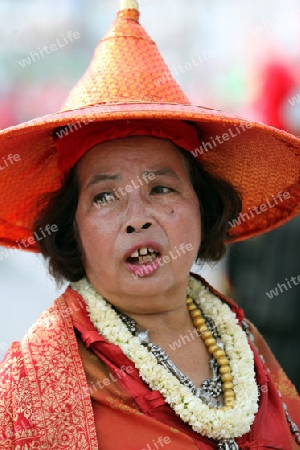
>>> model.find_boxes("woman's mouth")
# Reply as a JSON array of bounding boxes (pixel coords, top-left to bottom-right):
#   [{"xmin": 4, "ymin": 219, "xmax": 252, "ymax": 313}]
[
  {"xmin": 125, "ymin": 244, "xmax": 163, "ymax": 277},
  {"xmin": 126, "ymin": 247, "xmax": 160, "ymax": 265}
]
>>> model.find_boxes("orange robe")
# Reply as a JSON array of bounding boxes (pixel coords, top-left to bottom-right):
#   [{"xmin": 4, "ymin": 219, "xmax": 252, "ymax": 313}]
[{"xmin": 0, "ymin": 278, "xmax": 299, "ymax": 449}]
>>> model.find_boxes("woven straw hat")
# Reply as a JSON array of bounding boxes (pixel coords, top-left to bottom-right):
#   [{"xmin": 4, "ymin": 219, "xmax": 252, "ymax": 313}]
[{"xmin": 0, "ymin": 0, "xmax": 299, "ymax": 251}]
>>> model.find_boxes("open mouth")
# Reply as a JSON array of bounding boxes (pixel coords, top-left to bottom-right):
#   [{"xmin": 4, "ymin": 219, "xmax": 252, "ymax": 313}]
[{"xmin": 126, "ymin": 247, "xmax": 160, "ymax": 265}]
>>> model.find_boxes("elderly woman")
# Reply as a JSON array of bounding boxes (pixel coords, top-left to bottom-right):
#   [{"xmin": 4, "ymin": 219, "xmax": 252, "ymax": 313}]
[{"xmin": 0, "ymin": 1, "xmax": 299, "ymax": 449}]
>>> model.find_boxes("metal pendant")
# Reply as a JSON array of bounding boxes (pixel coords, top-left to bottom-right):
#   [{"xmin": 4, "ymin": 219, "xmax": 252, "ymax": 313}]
[
  {"xmin": 217, "ymin": 439, "xmax": 239, "ymax": 450},
  {"xmin": 135, "ymin": 329, "xmax": 150, "ymax": 344}
]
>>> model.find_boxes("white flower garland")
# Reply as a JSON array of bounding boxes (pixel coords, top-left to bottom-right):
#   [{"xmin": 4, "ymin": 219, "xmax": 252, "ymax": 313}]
[{"xmin": 71, "ymin": 276, "xmax": 259, "ymax": 440}]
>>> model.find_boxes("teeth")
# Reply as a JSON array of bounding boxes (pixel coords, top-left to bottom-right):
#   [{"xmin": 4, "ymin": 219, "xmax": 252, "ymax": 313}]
[
  {"xmin": 142, "ymin": 255, "xmax": 154, "ymax": 262},
  {"xmin": 130, "ymin": 247, "xmax": 158, "ymax": 258}
]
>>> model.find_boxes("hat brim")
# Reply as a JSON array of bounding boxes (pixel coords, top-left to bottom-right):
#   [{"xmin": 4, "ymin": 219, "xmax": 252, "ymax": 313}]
[{"xmin": 1, "ymin": 102, "xmax": 299, "ymax": 251}]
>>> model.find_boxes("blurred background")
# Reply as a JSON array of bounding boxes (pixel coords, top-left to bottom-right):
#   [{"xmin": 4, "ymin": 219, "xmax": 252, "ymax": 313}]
[{"xmin": 0, "ymin": 0, "xmax": 299, "ymax": 389}]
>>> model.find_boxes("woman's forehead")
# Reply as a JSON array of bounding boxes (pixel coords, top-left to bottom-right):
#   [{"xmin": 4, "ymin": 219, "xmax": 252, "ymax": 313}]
[{"xmin": 77, "ymin": 136, "xmax": 186, "ymax": 173}]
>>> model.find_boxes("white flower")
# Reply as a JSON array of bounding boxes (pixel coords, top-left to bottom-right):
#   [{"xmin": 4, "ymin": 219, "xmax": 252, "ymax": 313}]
[{"xmin": 71, "ymin": 275, "xmax": 259, "ymax": 440}]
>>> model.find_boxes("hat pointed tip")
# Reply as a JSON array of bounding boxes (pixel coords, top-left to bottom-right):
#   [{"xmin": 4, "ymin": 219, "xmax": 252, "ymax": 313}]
[{"xmin": 119, "ymin": 0, "xmax": 139, "ymax": 11}]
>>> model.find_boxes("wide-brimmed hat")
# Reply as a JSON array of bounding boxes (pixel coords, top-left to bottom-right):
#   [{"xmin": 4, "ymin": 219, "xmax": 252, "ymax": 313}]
[{"xmin": 0, "ymin": 0, "xmax": 299, "ymax": 251}]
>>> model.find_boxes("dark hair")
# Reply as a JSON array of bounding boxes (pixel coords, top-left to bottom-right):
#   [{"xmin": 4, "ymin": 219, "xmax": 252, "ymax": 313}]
[{"xmin": 33, "ymin": 147, "xmax": 242, "ymax": 283}]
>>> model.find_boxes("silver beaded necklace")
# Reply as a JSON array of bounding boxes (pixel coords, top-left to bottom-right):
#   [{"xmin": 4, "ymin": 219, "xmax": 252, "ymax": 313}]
[
  {"xmin": 113, "ymin": 302, "xmax": 240, "ymax": 449},
  {"xmin": 116, "ymin": 305, "xmax": 224, "ymax": 409}
]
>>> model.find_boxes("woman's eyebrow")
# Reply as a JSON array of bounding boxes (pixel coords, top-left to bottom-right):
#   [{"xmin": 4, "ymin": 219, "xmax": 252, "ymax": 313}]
[
  {"xmin": 86, "ymin": 167, "xmax": 180, "ymax": 189},
  {"xmin": 146, "ymin": 167, "xmax": 181, "ymax": 180},
  {"xmin": 86, "ymin": 173, "xmax": 120, "ymax": 188}
]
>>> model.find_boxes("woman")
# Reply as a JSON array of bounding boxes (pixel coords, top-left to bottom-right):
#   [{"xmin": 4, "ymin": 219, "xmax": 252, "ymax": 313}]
[{"xmin": 0, "ymin": 1, "xmax": 299, "ymax": 449}]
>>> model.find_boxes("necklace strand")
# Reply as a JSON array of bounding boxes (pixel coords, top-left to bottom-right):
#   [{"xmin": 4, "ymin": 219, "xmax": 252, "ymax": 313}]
[
  {"xmin": 71, "ymin": 276, "xmax": 259, "ymax": 442},
  {"xmin": 117, "ymin": 301, "xmax": 223, "ymax": 408},
  {"xmin": 187, "ymin": 298, "xmax": 235, "ymax": 409}
]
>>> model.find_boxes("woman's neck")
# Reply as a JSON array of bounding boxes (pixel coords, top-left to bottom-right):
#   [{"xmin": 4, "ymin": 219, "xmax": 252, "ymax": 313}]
[{"xmin": 114, "ymin": 281, "xmax": 193, "ymax": 336}]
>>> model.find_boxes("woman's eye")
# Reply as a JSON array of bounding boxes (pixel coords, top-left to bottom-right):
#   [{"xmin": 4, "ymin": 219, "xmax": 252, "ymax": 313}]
[
  {"xmin": 93, "ymin": 192, "xmax": 116, "ymax": 205},
  {"xmin": 151, "ymin": 185, "xmax": 174, "ymax": 194}
]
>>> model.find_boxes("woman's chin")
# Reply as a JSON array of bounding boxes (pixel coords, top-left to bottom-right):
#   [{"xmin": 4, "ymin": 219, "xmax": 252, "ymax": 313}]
[
  {"xmin": 124, "ymin": 259, "xmax": 163, "ymax": 279},
  {"xmin": 121, "ymin": 265, "xmax": 182, "ymax": 296},
  {"xmin": 88, "ymin": 262, "xmax": 188, "ymax": 301}
]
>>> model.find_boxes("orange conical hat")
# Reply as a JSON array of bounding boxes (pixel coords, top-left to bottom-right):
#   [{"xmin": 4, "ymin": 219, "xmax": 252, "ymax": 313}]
[
  {"xmin": 0, "ymin": 0, "xmax": 299, "ymax": 251},
  {"xmin": 62, "ymin": 0, "xmax": 190, "ymax": 109}
]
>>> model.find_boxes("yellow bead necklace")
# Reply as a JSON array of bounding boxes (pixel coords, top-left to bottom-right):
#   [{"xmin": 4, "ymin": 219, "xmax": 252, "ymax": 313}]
[{"xmin": 187, "ymin": 297, "xmax": 235, "ymax": 409}]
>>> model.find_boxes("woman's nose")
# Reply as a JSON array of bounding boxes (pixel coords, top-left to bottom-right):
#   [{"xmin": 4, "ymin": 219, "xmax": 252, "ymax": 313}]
[
  {"xmin": 122, "ymin": 192, "xmax": 154, "ymax": 234},
  {"xmin": 126, "ymin": 222, "xmax": 152, "ymax": 234}
]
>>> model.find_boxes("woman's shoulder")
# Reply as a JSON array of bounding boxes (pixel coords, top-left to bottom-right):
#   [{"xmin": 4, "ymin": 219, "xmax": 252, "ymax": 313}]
[{"xmin": 0, "ymin": 287, "xmax": 97, "ymax": 449}]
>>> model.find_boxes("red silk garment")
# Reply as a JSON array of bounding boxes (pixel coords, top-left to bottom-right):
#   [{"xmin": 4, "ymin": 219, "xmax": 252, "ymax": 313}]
[{"xmin": 55, "ymin": 119, "xmax": 201, "ymax": 176}]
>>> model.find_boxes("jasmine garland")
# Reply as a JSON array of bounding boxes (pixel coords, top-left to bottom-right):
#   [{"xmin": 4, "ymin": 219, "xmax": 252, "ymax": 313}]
[{"xmin": 71, "ymin": 276, "xmax": 259, "ymax": 441}]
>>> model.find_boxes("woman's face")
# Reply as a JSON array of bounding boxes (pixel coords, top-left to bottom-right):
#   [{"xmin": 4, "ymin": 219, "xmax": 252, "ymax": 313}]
[{"xmin": 75, "ymin": 136, "xmax": 201, "ymax": 312}]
